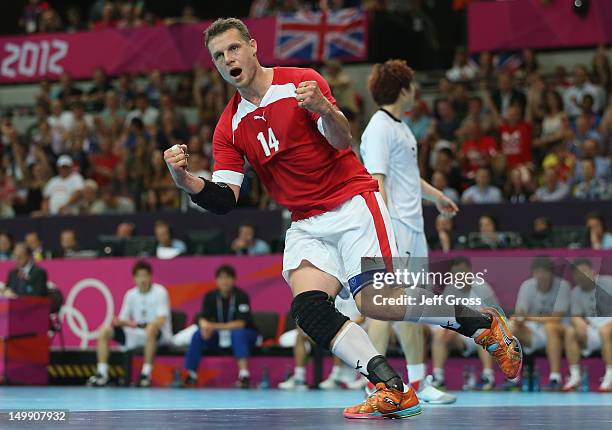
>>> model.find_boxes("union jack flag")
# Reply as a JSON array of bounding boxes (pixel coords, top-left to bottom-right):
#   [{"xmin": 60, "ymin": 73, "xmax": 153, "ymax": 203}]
[{"xmin": 275, "ymin": 8, "xmax": 367, "ymax": 63}]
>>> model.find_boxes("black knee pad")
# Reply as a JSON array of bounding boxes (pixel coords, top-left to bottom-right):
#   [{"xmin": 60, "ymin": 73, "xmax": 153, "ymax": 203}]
[{"xmin": 290, "ymin": 291, "xmax": 349, "ymax": 350}]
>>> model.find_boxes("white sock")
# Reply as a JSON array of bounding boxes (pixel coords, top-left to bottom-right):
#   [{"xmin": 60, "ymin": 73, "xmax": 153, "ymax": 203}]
[
  {"xmin": 549, "ymin": 372, "xmax": 561, "ymax": 382},
  {"xmin": 239, "ymin": 369, "xmax": 250, "ymax": 379},
  {"xmin": 569, "ymin": 365, "xmax": 581, "ymax": 381},
  {"xmin": 433, "ymin": 367, "xmax": 445, "ymax": 382},
  {"xmin": 188, "ymin": 370, "xmax": 197, "ymax": 379},
  {"xmin": 141, "ymin": 363, "xmax": 152, "ymax": 376},
  {"xmin": 331, "ymin": 322, "xmax": 380, "ymax": 378},
  {"xmin": 97, "ymin": 362, "xmax": 109, "ymax": 378},
  {"xmin": 482, "ymin": 368, "xmax": 494, "ymax": 381},
  {"xmin": 602, "ymin": 366, "xmax": 612, "ymax": 385},
  {"xmin": 329, "ymin": 365, "xmax": 341, "ymax": 379},
  {"xmin": 294, "ymin": 366, "xmax": 306, "ymax": 381},
  {"xmin": 407, "ymin": 363, "xmax": 426, "ymax": 384}
]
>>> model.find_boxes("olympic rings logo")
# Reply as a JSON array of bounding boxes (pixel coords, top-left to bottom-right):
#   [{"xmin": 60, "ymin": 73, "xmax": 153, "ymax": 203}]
[{"xmin": 59, "ymin": 278, "xmax": 115, "ymax": 349}]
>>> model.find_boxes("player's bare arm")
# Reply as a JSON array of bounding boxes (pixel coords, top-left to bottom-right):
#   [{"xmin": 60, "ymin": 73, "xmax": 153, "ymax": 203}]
[
  {"xmin": 421, "ymin": 179, "xmax": 459, "ymax": 217},
  {"xmin": 296, "ymin": 80, "xmax": 352, "ymax": 150},
  {"xmin": 371, "ymin": 173, "xmax": 388, "ymax": 204},
  {"xmin": 164, "ymin": 144, "xmax": 240, "ymax": 214}
]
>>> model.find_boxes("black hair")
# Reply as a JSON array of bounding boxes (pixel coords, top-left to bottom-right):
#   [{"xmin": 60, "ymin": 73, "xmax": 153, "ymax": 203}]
[
  {"xmin": 215, "ymin": 264, "xmax": 236, "ymax": 279},
  {"xmin": 132, "ymin": 260, "xmax": 152, "ymax": 275}
]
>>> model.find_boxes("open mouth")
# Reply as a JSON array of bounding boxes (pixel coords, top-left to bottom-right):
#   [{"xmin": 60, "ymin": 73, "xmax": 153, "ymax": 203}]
[{"xmin": 230, "ymin": 67, "xmax": 242, "ymax": 78}]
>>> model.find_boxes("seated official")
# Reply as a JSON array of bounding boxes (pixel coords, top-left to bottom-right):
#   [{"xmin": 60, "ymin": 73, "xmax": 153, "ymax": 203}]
[
  {"xmin": 87, "ymin": 260, "xmax": 172, "ymax": 388},
  {"xmin": 176, "ymin": 264, "xmax": 258, "ymax": 388},
  {"xmin": 3, "ymin": 243, "xmax": 48, "ymax": 297}
]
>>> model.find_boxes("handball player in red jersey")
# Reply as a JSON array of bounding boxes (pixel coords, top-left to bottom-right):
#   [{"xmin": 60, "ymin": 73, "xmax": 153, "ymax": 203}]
[{"xmin": 164, "ymin": 18, "xmax": 522, "ymax": 419}]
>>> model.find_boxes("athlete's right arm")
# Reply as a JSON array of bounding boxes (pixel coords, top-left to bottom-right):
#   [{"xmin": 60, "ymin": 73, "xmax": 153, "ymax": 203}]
[
  {"xmin": 163, "ymin": 144, "xmax": 240, "ymax": 213},
  {"xmin": 371, "ymin": 173, "xmax": 388, "ymax": 205}
]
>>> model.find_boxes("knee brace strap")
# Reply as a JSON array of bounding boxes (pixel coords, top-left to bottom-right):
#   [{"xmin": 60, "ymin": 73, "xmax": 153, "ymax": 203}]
[{"xmin": 290, "ymin": 290, "xmax": 349, "ymax": 350}]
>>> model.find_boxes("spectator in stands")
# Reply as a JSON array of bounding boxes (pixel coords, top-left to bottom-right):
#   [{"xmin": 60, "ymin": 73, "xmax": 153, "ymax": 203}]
[
  {"xmin": 446, "ymin": 47, "xmax": 477, "ymax": 82},
  {"xmin": 563, "ymin": 258, "xmax": 612, "ymax": 392},
  {"xmin": 323, "ymin": 59, "xmax": 359, "ymax": 120},
  {"xmin": 0, "ymin": 232, "xmax": 13, "ymax": 261},
  {"xmin": 154, "ymin": 220, "xmax": 186, "ymax": 259},
  {"xmin": 38, "ymin": 7, "xmax": 63, "ymax": 33},
  {"xmin": 125, "ymin": 92, "xmax": 159, "ymax": 127},
  {"xmin": 585, "ymin": 212, "xmax": 612, "ymax": 250},
  {"xmin": 592, "ymin": 44, "xmax": 611, "ymax": 89},
  {"xmin": 19, "ymin": 0, "xmax": 47, "ymax": 33},
  {"xmin": 405, "ymin": 100, "xmax": 433, "ymax": 144},
  {"xmin": 573, "ymin": 159, "xmax": 611, "ymax": 200},
  {"xmin": 564, "ymin": 65, "xmax": 604, "ymax": 118},
  {"xmin": 458, "ymin": 118, "xmax": 497, "ymax": 180},
  {"xmin": 568, "ymin": 114, "xmax": 602, "ymax": 157},
  {"xmin": 475, "ymin": 214, "xmax": 506, "ymax": 250},
  {"xmin": 430, "ymin": 171, "xmax": 459, "ymax": 204},
  {"xmin": 510, "ymin": 257, "xmax": 571, "ymax": 390},
  {"xmin": 434, "ymin": 99, "xmax": 461, "ymax": 142},
  {"xmin": 461, "ymin": 96, "xmax": 495, "ymax": 136},
  {"xmin": 574, "ymin": 139, "xmax": 610, "ymax": 182},
  {"xmin": 430, "ymin": 257, "xmax": 498, "ymax": 391},
  {"xmin": 176, "ymin": 265, "xmax": 257, "ymax": 388},
  {"xmin": 54, "ymin": 229, "xmax": 79, "ymax": 258},
  {"xmin": 88, "ymin": 260, "xmax": 172, "ymax": 387},
  {"xmin": 3, "ymin": 243, "xmax": 48, "ymax": 297},
  {"xmin": 490, "ymin": 72, "xmax": 526, "ymax": 119},
  {"xmin": 101, "ymin": 90, "xmax": 126, "ymax": 131},
  {"xmin": 91, "ymin": 2, "xmax": 117, "ymax": 30},
  {"xmin": 527, "ymin": 216, "xmax": 553, "ymax": 249},
  {"xmin": 86, "ymin": 67, "xmax": 114, "ymax": 112},
  {"xmin": 79, "ymin": 179, "xmax": 100, "ymax": 214},
  {"xmin": 504, "ymin": 166, "xmax": 533, "ymax": 203},
  {"xmin": 531, "ymin": 167, "xmax": 570, "ymax": 202},
  {"xmin": 116, "ymin": 73, "xmax": 137, "ymax": 109},
  {"xmin": 116, "ymin": 222, "xmax": 135, "ymax": 239},
  {"xmin": 41, "ymin": 155, "xmax": 85, "ymax": 215},
  {"xmin": 90, "ymin": 184, "xmax": 136, "ymax": 215},
  {"xmin": 477, "ymin": 51, "xmax": 496, "ymax": 80},
  {"xmin": 533, "ymin": 90, "xmax": 569, "ymax": 152},
  {"xmin": 24, "ymin": 231, "xmax": 47, "ymax": 261},
  {"xmin": 518, "ymin": 48, "xmax": 539, "ymax": 77},
  {"xmin": 461, "ymin": 167, "xmax": 503, "ymax": 204},
  {"xmin": 65, "ymin": 6, "xmax": 86, "ymax": 32},
  {"xmin": 428, "ymin": 214, "xmax": 454, "ymax": 253},
  {"xmin": 231, "ymin": 223, "xmax": 271, "ymax": 256},
  {"xmin": 494, "ymin": 103, "xmax": 533, "ymax": 172},
  {"xmin": 433, "ymin": 147, "xmax": 463, "ymax": 192},
  {"xmin": 16, "ymin": 147, "xmax": 52, "ymax": 216},
  {"xmin": 90, "ymin": 135, "xmax": 121, "ymax": 187},
  {"xmin": 53, "ymin": 73, "xmax": 83, "ymax": 106}
]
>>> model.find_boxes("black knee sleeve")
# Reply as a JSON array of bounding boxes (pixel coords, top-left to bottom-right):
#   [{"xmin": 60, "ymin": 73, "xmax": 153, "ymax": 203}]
[{"xmin": 290, "ymin": 291, "xmax": 349, "ymax": 350}]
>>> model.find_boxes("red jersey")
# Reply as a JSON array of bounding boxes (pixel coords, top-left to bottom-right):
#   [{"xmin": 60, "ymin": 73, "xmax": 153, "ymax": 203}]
[
  {"xmin": 212, "ymin": 67, "xmax": 378, "ymax": 220},
  {"xmin": 460, "ymin": 136, "xmax": 498, "ymax": 178},
  {"xmin": 499, "ymin": 122, "xmax": 532, "ymax": 170}
]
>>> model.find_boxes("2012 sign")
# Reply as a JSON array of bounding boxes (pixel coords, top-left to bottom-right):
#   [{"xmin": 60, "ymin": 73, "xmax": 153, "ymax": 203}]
[{"xmin": 1, "ymin": 39, "xmax": 68, "ymax": 79}]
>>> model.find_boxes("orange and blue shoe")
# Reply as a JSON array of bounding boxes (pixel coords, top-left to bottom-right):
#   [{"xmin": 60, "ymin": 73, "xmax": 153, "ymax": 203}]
[
  {"xmin": 343, "ymin": 382, "xmax": 422, "ymax": 420},
  {"xmin": 474, "ymin": 306, "xmax": 523, "ymax": 381}
]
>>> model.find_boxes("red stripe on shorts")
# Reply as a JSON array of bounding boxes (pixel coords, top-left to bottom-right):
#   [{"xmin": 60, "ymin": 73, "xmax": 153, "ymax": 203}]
[{"xmin": 360, "ymin": 191, "xmax": 394, "ymax": 272}]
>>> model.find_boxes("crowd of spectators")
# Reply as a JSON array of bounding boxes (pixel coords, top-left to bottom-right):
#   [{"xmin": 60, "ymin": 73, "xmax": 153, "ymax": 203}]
[{"xmin": 414, "ymin": 47, "xmax": 611, "ymax": 208}]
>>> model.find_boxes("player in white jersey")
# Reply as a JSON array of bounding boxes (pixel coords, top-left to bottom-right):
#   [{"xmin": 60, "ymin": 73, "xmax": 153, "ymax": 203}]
[
  {"xmin": 510, "ymin": 257, "xmax": 571, "ymax": 390},
  {"xmin": 563, "ymin": 258, "xmax": 612, "ymax": 392},
  {"xmin": 360, "ymin": 59, "xmax": 459, "ymax": 404},
  {"xmin": 87, "ymin": 261, "xmax": 172, "ymax": 387}
]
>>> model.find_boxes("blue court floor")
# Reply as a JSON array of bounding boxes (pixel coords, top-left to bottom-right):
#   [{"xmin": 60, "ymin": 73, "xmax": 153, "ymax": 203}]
[{"xmin": 0, "ymin": 387, "xmax": 610, "ymax": 429}]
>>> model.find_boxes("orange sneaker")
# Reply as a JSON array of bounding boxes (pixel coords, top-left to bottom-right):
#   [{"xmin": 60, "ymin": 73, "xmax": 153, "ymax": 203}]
[
  {"xmin": 474, "ymin": 306, "xmax": 523, "ymax": 381},
  {"xmin": 343, "ymin": 382, "xmax": 422, "ymax": 420}
]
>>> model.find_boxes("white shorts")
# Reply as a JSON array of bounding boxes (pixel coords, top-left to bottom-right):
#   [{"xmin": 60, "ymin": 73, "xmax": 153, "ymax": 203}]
[
  {"xmin": 283, "ymin": 191, "xmax": 397, "ymax": 298},
  {"xmin": 428, "ymin": 324, "xmax": 477, "ymax": 356},
  {"xmin": 117, "ymin": 327, "xmax": 171, "ymax": 350},
  {"xmin": 522, "ymin": 321, "xmax": 547, "ymax": 354},
  {"xmin": 392, "ymin": 221, "xmax": 428, "ymax": 273},
  {"xmin": 580, "ymin": 318, "xmax": 612, "ymax": 356}
]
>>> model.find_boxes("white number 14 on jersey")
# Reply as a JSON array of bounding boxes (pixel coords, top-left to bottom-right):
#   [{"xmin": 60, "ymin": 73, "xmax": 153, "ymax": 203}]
[{"xmin": 257, "ymin": 128, "xmax": 279, "ymax": 157}]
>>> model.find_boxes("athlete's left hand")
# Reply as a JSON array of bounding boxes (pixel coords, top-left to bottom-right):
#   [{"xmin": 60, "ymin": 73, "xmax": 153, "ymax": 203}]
[
  {"xmin": 296, "ymin": 81, "xmax": 332, "ymax": 115},
  {"xmin": 435, "ymin": 194, "xmax": 459, "ymax": 218}
]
